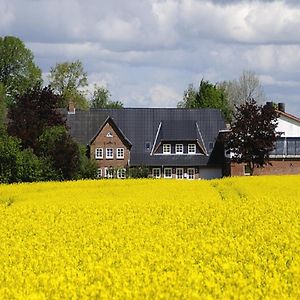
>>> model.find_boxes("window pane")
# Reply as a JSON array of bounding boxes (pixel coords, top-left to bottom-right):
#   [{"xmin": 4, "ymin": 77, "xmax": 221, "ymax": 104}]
[
  {"xmin": 95, "ymin": 148, "xmax": 103, "ymax": 159},
  {"xmin": 275, "ymin": 140, "xmax": 284, "ymax": 155},
  {"xmin": 287, "ymin": 140, "xmax": 296, "ymax": 155},
  {"xmin": 176, "ymin": 144, "xmax": 183, "ymax": 154},
  {"xmin": 163, "ymin": 144, "xmax": 171, "ymax": 154},
  {"xmin": 164, "ymin": 168, "xmax": 172, "ymax": 178},
  {"xmin": 188, "ymin": 144, "xmax": 196, "ymax": 154},
  {"xmin": 106, "ymin": 148, "xmax": 113, "ymax": 159},
  {"xmin": 187, "ymin": 168, "xmax": 194, "ymax": 179},
  {"xmin": 296, "ymin": 141, "xmax": 300, "ymax": 155},
  {"xmin": 152, "ymin": 168, "xmax": 161, "ymax": 178},
  {"xmin": 176, "ymin": 168, "xmax": 183, "ymax": 179}
]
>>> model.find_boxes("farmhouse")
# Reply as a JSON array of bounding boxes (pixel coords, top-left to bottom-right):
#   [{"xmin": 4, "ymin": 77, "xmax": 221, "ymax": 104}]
[
  {"xmin": 66, "ymin": 106, "xmax": 227, "ymax": 179},
  {"xmin": 66, "ymin": 103, "xmax": 300, "ymax": 179},
  {"xmin": 228, "ymin": 103, "xmax": 300, "ymax": 176}
]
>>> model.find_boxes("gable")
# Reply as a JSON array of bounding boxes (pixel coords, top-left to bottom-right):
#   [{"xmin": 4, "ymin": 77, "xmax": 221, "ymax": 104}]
[
  {"xmin": 277, "ymin": 115, "xmax": 300, "ymax": 137},
  {"xmin": 89, "ymin": 117, "xmax": 132, "ymax": 149}
]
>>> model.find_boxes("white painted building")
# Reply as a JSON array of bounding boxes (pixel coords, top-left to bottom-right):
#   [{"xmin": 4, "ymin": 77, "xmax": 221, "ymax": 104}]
[{"xmin": 277, "ymin": 111, "xmax": 300, "ymax": 137}]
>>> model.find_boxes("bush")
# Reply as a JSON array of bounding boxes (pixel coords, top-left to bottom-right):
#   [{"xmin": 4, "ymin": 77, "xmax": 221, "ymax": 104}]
[{"xmin": 128, "ymin": 166, "xmax": 150, "ymax": 178}]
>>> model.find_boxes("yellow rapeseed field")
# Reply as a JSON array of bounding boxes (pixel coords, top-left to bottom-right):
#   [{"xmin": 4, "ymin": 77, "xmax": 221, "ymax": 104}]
[{"xmin": 0, "ymin": 176, "xmax": 299, "ymax": 299}]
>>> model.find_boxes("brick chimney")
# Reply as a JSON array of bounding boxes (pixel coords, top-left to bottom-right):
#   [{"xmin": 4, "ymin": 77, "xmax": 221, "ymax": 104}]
[
  {"xmin": 278, "ymin": 102, "xmax": 285, "ymax": 112},
  {"xmin": 68, "ymin": 100, "xmax": 75, "ymax": 115}
]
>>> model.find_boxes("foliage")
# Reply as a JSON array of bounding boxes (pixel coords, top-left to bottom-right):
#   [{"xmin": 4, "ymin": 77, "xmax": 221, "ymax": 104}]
[
  {"xmin": 37, "ymin": 126, "xmax": 82, "ymax": 180},
  {"xmin": 178, "ymin": 79, "xmax": 232, "ymax": 122},
  {"xmin": 90, "ymin": 85, "xmax": 124, "ymax": 109},
  {"xmin": 0, "ymin": 176, "xmax": 299, "ymax": 298},
  {"xmin": 0, "ymin": 36, "xmax": 41, "ymax": 104},
  {"xmin": 75, "ymin": 145, "xmax": 98, "ymax": 179},
  {"xmin": 7, "ymin": 85, "xmax": 66, "ymax": 150},
  {"xmin": 0, "ymin": 134, "xmax": 52, "ymax": 183},
  {"xmin": 48, "ymin": 60, "xmax": 89, "ymax": 109},
  {"xmin": 226, "ymin": 99, "xmax": 279, "ymax": 175},
  {"xmin": 128, "ymin": 166, "xmax": 150, "ymax": 178},
  {"xmin": 221, "ymin": 70, "xmax": 265, "ymax": 108},
  {"xmin": 0, "ymin": 83, "xmax": 6, "ymax": 133}
]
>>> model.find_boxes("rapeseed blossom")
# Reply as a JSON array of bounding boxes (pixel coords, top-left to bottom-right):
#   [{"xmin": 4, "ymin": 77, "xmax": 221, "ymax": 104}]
[{"xmin": 0, "ymin": 176, "xmax": 299, "ymax": 299}]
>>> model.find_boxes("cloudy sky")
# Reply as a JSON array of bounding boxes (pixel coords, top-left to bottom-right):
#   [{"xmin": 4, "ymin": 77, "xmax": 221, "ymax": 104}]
[{"xmin": 1, "ymin": 0, "xmax": 300, "ymax": 115}]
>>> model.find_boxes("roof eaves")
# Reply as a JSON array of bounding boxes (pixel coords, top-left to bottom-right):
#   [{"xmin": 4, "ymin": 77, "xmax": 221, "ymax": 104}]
[{"xmin": 277, "ymin": 110, "xmax": 300, "ymax": 123}]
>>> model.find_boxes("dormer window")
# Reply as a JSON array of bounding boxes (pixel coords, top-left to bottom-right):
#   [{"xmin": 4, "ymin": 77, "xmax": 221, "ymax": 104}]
[
  {"xmin": 175, "ymin": 144, "xmax": 183, "ymax": 154},
  {"xmin": 188, "ymin": 144, "xmax": 196, "ymax": 154},
  {"xmin": 163, "ymin": 144, "xmax": 171, "ymax": 154}
]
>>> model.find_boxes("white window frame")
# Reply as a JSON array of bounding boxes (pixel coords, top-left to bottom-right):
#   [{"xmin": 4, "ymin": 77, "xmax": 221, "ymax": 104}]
[
  {"xmin": 175, "ymin": 144, "xmax": 183, "ymax": 154},
  {"xmin": 152, "ymin": 168, "xmax": 161, "ymax": 179},
  {"xmin": 164, "ymin": 168, "xmax": 172, "ymax": 179},
  {"xmin": 163, "ymin": 144, "xmax": 171, "ymax": 154},
  {"xmin": 96, "ymin": 168, "xmax": 102, "ymax": 178},
  {"xmin": 105, "ymin": 167, "xmax": 114, "ymax": 178},
  {"xmin": 176, "ymin": 168, "xmax": 184, "ymax": 179},
  {"xmin": 106, "ymin": 148, "xmax": 114, "ymax": 159},
  {"xmin": 188, "ymin": 144, "xmax": 196, "ymax": 154},
  {"xmin": 116, "ymin": 148, "xmax": 125, "ymax": 159},
  {"xmin": 95, "ymin": 148, "xmax": 103, "ymax": 159},
  {"xmin": 187, "ymin": 168, "xmax": 195, "ymax": 180},
  {"xmin": 117, "ymin": 168, "xmax": 126, "ymax": 179}
]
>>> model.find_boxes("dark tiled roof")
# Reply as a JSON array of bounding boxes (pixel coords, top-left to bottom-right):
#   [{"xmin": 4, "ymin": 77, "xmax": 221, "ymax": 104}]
[{"xmin": 66, "ymin": 108, "xmax": 226, "ymax": 167}]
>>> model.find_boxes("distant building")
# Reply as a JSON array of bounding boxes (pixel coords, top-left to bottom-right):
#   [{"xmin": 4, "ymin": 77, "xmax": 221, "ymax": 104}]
[
  {"xmin": 65, "ymin": 103, "xmax": 300, "ymax": 179},
  {"xmin": 66, "ymin": 107, "xmax": 226, "ymax": 179}
]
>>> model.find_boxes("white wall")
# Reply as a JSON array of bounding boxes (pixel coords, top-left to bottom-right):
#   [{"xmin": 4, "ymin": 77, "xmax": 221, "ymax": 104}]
[{"xmin": 277, "ymin": 116, "xmax": 300, "ymax": 137}]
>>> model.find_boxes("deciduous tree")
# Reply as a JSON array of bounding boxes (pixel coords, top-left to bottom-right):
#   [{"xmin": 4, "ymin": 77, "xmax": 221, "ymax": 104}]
[
  {"xmin": 48, "ymin": 60, "xmax": 89, "ymax": 109},
  {"xmin": 221, "ymin": 70, "xmax": 265, "ymax": 108},
  {"xmin": 178, "ymin": 79, "xmax": 232, "ymax": 122},
  {"xmin": 0, "ymin": 36, "xmax": 41, "ymax": 103},
  {"xmin": 90, "ymin": 85, "xmax": 123, "ymax": 109},
  {"xmin": 7, "ymin": 85, "xmax": 66, "ymax": 150},
  {"xmin": 226, "ymin": 99, "xmax": 279, "ymax": 175}
]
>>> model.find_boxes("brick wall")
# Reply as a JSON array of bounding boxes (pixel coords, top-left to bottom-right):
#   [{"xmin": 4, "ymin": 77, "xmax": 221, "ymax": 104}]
[
  {"xmin": 230, "ymin": 159, "xmax": 300, "ymax": 176},
  {"xmin": 90, "ymin": 122, "xmax": 130, "ymax": 170}
]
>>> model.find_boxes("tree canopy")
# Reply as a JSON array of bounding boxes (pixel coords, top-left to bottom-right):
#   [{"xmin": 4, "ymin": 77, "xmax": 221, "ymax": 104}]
[
  {"xmin": 226, "ymin": 99, "xmax": 279, "ymax": 175},
  {"xmin": 0, "ymin": 36, "xmax": 42, "ymax": 103},
  {"xmin": 48, "ymin": 60, "xmax": 89, "ymax": 109},
  {"xmin": 7, "ymin": 85, "xmax": 66, "ymax": 150},
  {"xmin": 90, "ymin": 85, "xmax": 123, "ymax": 109},
  {"xmin": 220, "ymin": 70, "xmax": 265, "ymax": 108},
  {"xmin": 178, "ymin": 79, "xmax": 232, "ymax": 122}
]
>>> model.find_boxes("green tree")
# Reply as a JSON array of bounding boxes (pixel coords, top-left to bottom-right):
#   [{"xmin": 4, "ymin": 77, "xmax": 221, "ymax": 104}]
[
  {"xmin": 226, "ymin": 99, "xmax": 279, "ymax": 175},
  {"xmin": 90, "ymin": 85, "xmax": 123, "ymax": 109},
  {"xmin": 0, "ymin": 36, "xmax": 42, "ymax": 104},
  {"xmin": 7, "ymin": 85, "xmax": 66, "ymax": 150},
  {"xmin": 37, "ymin": 126, "xmax": 82, "ymax": 180},
  {"xmin": 0, "ymin": 133, "xmax": 53, "ymax": 183},
  {"xmin": 0, "ymin": 83, "xmax": 7, "ymax": 133},
  {"xmin": 48, "ymin": 60, "xmax": 89, "ymax": 109},
  {"xmin": 178, "ymin": 79, "xmax": 232, "ymax": 122}
]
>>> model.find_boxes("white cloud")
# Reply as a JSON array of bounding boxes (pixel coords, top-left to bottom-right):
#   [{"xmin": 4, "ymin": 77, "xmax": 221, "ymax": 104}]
[
  {"xmin": 0, "ymin": 0, "xmax": 14, "ymax": 30},
  {"xmin": 149, "ymin": 84, "xmax": 181, "ymax": 107},
  {"xmin": 2, "ymin": 0, "xmax": 300, "ymax": 116}
]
